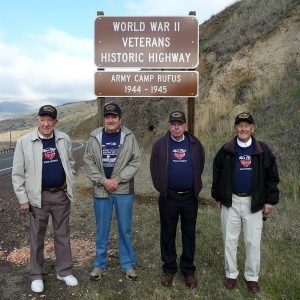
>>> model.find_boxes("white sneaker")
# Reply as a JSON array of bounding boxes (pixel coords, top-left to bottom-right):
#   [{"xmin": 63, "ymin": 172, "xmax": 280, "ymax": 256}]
[
  {"xmin": 57, "ymin": 274, "xmax": 78, "ymax": 286},
  {"xmin": 31, "ymin": 279, "xmax": 44, "ymax": 293}
]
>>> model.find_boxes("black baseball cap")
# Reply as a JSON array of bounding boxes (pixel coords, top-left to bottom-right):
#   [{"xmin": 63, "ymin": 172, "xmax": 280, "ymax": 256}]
[
  {"xmin": 104, "ymin": 103, "xmax": 121, "ymax": 116},
  {"xmin": 235, "ymin": 112, "xmax": 254, "ymax": 125},
  {"xmin": 168, "ymin": 111, "xmax": 186, "ymax": 123},
  {"xmin": 38, "ymin": 105, "xmax": 57, "ymax": 119}
]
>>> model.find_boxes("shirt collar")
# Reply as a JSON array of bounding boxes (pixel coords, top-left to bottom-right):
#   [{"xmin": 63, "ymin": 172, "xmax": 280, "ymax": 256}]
[
  {"xmin": 38, "ymin": 131, "xmax": 54, "ymax": 139},
  {"xmin": 171, "ymin": 134, "xmax": 185, "ymax": 142},
  {"xmin": 237, "ymin": 137, "xmax": 252, "ymax": 148},
  {"xmin": 104, "ymin": 127, "xmax": 121, "ymax": 133}
]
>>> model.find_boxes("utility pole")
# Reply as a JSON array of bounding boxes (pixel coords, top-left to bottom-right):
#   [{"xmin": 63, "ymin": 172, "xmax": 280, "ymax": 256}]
[{"xmin": 9, "ymin": 130, "xmax": 12, "ymax": 149}]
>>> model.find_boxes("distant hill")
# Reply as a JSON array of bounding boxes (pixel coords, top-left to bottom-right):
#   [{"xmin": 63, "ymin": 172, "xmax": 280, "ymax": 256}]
[
  {"xmin": 0, "ymin": 101, "xmax": 35, "ymax": 120},
  {"xmin": 0, "ymin": 101, "xmax": 33, "ymax": 113},
  {"xmin": 0, "ymin": 99, "xmax": 97, "ymax": 134}
]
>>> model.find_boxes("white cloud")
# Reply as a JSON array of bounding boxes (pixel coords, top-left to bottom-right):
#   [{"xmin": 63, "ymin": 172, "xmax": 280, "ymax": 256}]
[
  {"xmin": 0, "ymin": 0, "xmax": 237, "ymax": 106},
  {"xmin": 0, "ymin": 29, "xmax": 95, "ymax": 105},
  {"xmin": 120, "ymin": 0, "xmax": 236, "ymax": 24}
]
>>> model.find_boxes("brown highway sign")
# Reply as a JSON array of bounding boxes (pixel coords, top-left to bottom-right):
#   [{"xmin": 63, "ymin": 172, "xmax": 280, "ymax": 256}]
[
  {"xmin": 95, "ymin": 16, "xmax": 199, "ymax": 68},
  {"xmin": 95, "ymin": 71, "xmax": 198, "ymax": 97}
]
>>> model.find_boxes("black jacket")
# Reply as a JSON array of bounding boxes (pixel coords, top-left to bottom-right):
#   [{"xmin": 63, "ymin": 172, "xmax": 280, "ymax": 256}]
[
  {"xmin": 150, "ymin": 131, "xmax": 205, "ymax": 198},
  {"xmin": 211, "ymin": 136, "xmax": 280, "ymax": 213}
]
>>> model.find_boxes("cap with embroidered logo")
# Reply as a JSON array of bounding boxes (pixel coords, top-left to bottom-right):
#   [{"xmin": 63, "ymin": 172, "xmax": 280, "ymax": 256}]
[
  {"xmin": 235, "ymin": 112, "xmax": 254, "ymax": 125},
  {"xmin": 103, "ymin": 103, "xmax": 121, "ymax": 116},
  {"xmin": 38, "ymin": 105, "xmax": 57, "ymax": 119},
  {"xmin": 168, "ymin": 111, "xmax": 186, "ymax": 123}
]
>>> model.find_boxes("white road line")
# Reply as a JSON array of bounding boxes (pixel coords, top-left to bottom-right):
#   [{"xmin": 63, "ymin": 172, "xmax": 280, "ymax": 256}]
[
  {"xmin": 0, "ymin": 166, "xmax": 12, "ymax": 172},
  {"xmin": 72, "ymin": 143, "xmax": 84, "ymax": 151},
  {"xmin": 0, "ymin": 143, "xmax": 84, "ymax": 174},
  {"xmin": 0, "ymin": 157, "xmax": 13, "ymax": 162}
]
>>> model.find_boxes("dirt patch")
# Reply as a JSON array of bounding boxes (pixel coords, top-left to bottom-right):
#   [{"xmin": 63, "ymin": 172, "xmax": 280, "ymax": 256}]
[{"xmin": 3, "ymin": 238, "xmax": 98, "ymax": 267}]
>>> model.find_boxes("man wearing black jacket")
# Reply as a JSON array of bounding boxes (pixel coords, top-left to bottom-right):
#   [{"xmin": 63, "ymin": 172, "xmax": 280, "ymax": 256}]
[
  {"xmin": 150, "ymin": 111, "xmax": 205, "ymax": 289},
  {"xmin": 212, "ymin": 112, "xmax": 279, "ymax": 293}
]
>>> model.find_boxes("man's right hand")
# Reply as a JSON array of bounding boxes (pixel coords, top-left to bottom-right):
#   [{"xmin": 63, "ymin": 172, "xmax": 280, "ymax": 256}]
[
  {"xmin": 20, "ymin": 202, "xmax": 30, "ymax": 212},
  {"xmin": 216, "ymin": 201, "xmax": 221, "ymax": 209}
]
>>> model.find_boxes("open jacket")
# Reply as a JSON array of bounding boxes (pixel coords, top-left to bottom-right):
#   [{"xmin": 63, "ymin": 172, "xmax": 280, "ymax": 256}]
[
  {"xmin": 211, "ymin": 136, "xmax": 280, "ymax": 213},
  {"xmin": 12, "ymin": 129, "xmax": 75, "ymax": 208},
  {"xmin": 150, "ymin": 131, "xmax": 205, "ymax": 198},
  {"xmin": 84, "ymin": 125, "xmax": 140, "ymax": 198}
]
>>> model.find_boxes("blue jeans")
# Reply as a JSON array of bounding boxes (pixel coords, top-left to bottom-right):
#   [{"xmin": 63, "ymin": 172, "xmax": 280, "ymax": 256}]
[{"xmin": 93, "ymin": 194, "xmax": 136, "ymax": 270}]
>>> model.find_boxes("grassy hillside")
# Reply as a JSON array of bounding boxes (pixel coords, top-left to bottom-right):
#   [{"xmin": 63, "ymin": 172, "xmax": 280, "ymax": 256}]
[
  {"xmin": 198, "ymin": 0, "xmax": 300, "ymax": 195},
  {"xmin": 200, "ymin": 0, "xmax": 299, "ymax": 59},
  {"xmin": 250, "ymin": 60, "xmax": 300, "ymax": 200}
]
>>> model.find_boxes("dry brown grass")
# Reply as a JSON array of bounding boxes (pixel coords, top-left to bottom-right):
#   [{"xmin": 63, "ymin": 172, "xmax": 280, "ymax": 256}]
[{"xmin": 200, "ymin": 0, "xmax": 299, "ymax": 58}]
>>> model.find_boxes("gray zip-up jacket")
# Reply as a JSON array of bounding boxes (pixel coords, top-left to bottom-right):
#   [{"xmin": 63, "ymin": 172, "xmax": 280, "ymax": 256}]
[
  {"xmin": 12, "ymin": 129, "xmax": 75, "ymax": 208},
  {"xmin": 84, "ymin": 125, "xmax": 140, "ymax": 198}
]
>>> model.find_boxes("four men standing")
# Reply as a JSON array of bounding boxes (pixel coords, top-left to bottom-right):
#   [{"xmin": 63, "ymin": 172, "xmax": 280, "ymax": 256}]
[{"xmin": 12, "ymin": 104, "xmax": 279, "ymax": 294}]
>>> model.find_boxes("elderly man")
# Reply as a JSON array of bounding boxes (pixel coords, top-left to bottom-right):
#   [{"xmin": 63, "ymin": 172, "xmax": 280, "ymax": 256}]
[
  {"xmin": 212, "ymin": 112, "xmax": 280, "ymax": 293},
  {"xmin": 84, "ymin": 103, "xmax": 140, "ymax": 281},
  {"xmin": 150, "ymin": 111, "xmax": 205, "ymax": 289},
  {"xmin": 12, "ymin": 105, "xmax": 78, "ymax": 293}
]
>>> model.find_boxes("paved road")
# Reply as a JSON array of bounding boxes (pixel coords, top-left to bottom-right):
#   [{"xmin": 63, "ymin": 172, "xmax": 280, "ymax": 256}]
[{"xmin": 0, "ymin": 142, "xmax": 85, "ymax": 177}]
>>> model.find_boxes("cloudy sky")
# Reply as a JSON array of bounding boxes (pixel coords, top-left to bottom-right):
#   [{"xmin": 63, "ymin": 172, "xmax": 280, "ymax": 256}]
[{"xmin": 0, "ymin": 0, "xmax": 236, "ymax": 107}]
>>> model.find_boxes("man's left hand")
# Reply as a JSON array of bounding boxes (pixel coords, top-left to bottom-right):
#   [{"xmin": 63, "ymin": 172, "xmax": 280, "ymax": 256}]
[{"xmin": 263, "ymin": 204, "xmax": 273, "ymax": 216}]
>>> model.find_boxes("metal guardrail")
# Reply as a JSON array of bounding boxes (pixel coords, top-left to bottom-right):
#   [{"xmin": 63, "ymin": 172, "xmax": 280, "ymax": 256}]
[{"xmin": 0, "ymin": 148, "xmax": 15, "ymax": 154}]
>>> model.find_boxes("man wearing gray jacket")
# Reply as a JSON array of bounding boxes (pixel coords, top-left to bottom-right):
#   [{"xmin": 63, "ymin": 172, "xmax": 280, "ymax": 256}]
[
  {"xmin": 12, "ymin": 105, "xmax": 78, "ymax": 293},
  {"xmin": 84, "ymin": 103, "xmax": 140, "ymax": 281}
]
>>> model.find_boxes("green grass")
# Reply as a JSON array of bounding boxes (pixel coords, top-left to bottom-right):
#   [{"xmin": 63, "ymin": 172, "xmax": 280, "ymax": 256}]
[{"xmin": 249, "ymin": 60, "xmax": 300, "ymax": 201}]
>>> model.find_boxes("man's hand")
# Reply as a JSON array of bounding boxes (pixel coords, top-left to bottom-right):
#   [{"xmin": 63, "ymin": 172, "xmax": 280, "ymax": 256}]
[
  {"xmin": 216, "ymin": 201, "xmax": 221, "ymax": 209},
  {"xmin": 20, "ymin": 202, "xmax": 30, "ymax": 213},
  {"xmin": 103, "ymin": 178, "xmax": 119, "ymax": 192},
  {"xmin": 263, "ymin": 204, "xmax": 273, "ymax": 216}
]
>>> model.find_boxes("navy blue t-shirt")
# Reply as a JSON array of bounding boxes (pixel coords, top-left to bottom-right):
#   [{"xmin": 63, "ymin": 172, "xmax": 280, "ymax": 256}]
[
  {"xmin": 167, "ymin": 136, "xmax": 193, "ymax": 191},
  {"xmin": 101, "ymin": 130, "xmax": 121, "ymax": 179},
  {"xmin": 233, "ymin": 143, "xmax": 254, "ymax": 194},
  {"xmin": 41, "ymin": 136, "xmax": 66, "ymax": 188}
]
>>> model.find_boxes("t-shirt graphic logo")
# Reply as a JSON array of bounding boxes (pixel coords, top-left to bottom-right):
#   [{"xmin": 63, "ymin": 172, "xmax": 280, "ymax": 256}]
[
  {"xmin": 43, "ymin": 147, "xmax": 56, "ymax": 160},
  {"xmin": 173, "ymin": 149, "xmax": 186, "ymax": 160},
  {"xmin": 239, "ymin": 155, "xmax": 252, "ymax": 167}
]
